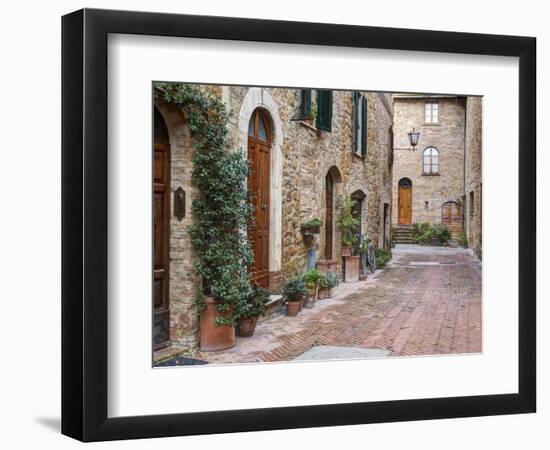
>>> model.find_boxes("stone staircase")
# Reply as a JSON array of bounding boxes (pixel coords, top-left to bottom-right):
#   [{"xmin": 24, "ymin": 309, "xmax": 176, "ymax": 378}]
[{"xmin": 392, "ymin": 225, "xmax": 414, "ymax": 244}]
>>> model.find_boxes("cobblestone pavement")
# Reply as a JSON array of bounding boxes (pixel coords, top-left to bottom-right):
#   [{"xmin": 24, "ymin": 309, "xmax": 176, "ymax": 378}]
[{"xmin": 172, "ymin": 245, "xmax": 482, "ymax": 365}]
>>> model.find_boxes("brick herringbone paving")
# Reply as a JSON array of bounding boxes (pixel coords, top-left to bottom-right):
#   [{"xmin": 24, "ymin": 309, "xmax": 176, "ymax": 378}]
[{"xmin": 186, "ymin": 245, "xmax": 482, "ymax": 365}]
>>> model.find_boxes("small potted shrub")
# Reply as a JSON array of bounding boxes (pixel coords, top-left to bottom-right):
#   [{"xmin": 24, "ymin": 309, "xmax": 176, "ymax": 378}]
[
  {"xmin": 282, "ymin": 277, "xmax": 308, "ymax": 316},
  {"xmin": 337, "ymin": 197, "xmax": 360, "ymax": 257},
  {"xmin": 303, "ymin": 268, "xmax": 322, "ymax": 308},
  {"xmin": 236, "ymin": 284, "xmax": 270, "ymax": 337},
  {"xmin": 300, "ymin": 217, "xmax": 323, "ymax": 235},
  {"xmin": 318, "ymin": 271, "xmax": 339, "ymax": 299}
]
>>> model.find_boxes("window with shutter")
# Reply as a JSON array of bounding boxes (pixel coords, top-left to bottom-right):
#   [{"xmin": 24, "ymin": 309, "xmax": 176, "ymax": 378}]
[
  {"xmin": 352, "ymin": 92, "xmax": 368, "ymax": 157},
  {"xmin": 300, "ymin": 89, "xmax": 312, "ymax": 119},
  {"xmin": 316, "ymin": 90, "xmax": 332, "ymax": 132},
  {"xmin": 361, "ymin": 95, "xmax": 368, "ymax": 157}
]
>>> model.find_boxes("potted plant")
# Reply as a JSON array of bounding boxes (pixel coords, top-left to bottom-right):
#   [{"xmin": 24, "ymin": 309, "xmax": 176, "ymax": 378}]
[
  {"xmin": 236, "ymin": 284, "xmax": 270, "ymax": 337},
  {"xmin": 300, "ymin": 217, "xmax": 323, "ymax": 235},
  {"xmin": 282, "ymin": 277, "xmax": 308, "ymax": 316},
  {"xmin": 303, "ymin": 268, "xmax": 322, "ymax": 308},
  {"xmin": 318, "ymin": 271, "xmax": 339, "ymax": 299},
  {"xmin": 337, "ymin": 197, "xmax": 360, "ymax": 256},
  {"xmin": 432, "ymin": 224, "xmax": 451, "ymax": 246},
  {"xmin": 164, "ymin": 83, "xmax": 254, "ymax": 351}
]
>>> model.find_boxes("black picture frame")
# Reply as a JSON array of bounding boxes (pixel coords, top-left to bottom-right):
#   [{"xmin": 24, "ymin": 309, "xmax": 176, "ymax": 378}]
[{"xmin": 62, "ymin": 8, "xmax": 536, "ymax": 442}]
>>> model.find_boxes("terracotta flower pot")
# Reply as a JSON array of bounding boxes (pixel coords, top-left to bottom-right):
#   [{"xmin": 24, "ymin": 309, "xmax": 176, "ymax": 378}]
[
  {"xmin": 286, "ymin": 300, "xmax": 302, "ymax": 316},
  {"xmin": 318, "ymin": 288, "xmax": 330, "ymax": 300},
  {"xmin": 236, "ymin": 316, "xmax": 259, "ymax": 338},
  {"xmin": 316, "ymin": 259, "xmax": 338, "ymax": 273},
  {"xmin": 343, "ymin": 255, "xmax": 360, "ymax": 283},
  {"xmin": 199, "ymin": 297, "xmax": 235, "ymax": 352},
  {"xmin": 341, "ymin": 246, "xmax": 353, "ymax": 257}
]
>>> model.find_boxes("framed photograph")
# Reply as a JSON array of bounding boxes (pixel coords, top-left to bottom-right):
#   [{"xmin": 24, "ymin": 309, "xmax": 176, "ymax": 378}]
[{"xmin": 61, "ymin": 8, "xmax": 536, "ymax": 442}]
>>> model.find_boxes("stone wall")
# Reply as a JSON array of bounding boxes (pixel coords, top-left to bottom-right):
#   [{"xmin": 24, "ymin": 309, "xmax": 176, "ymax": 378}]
[
  {"xmin": 156, "ymin": 85, "xmax": 393, "ymax": 353},
  {"xmin": 464, "ymin": 97, "xmax": 483, "ymax": 257},
  {"xmin": 392, "ymin": 96, "xmax": 465, "ymax": 232}
]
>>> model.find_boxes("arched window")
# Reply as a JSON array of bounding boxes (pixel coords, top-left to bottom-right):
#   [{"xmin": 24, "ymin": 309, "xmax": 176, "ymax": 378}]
[{"xmin": 423, "ymin": 147, "xmax": 439, "ymax": 175}]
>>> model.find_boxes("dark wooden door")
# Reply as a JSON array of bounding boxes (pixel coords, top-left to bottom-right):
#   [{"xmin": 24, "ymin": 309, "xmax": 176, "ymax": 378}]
[
  {"xmin": 441, "ymin": 201, "xmax": 462, "ymax": 238},
  {"xmin": 398, "ymin": 186, "xmax": 412, "ymax": 225},
  {"xmin": 325, "ymin": 173, "xmax": 334, "ymax": 259},
  {"xmin": 153, "ymin": 108, "xmax": 170, "ymax": 350},
  {"xmin": 247, "ymin": 110, "xmax": 270, "ymax": 288}
]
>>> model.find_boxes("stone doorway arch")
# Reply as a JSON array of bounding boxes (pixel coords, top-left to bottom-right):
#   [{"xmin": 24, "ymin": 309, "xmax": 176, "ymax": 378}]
[{"xmin": 238, "ymin": 88, "xmax": 283, "ymax": 289}]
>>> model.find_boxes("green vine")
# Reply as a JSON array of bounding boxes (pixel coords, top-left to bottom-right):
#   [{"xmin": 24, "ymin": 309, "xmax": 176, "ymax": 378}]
[{"xmin": 154, "ymin": 82, "xmax": 253, "ymax": 326}]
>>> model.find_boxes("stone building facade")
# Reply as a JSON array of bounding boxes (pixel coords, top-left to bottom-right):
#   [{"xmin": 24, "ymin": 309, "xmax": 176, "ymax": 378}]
[
  {"xmin": 154, "ymin": 85, "xmax": 394, "ymax": 353},
  {"xmin": 464, "ymin": 97, "xmax": 483, "ymax": 257},
  {"xmin": 392, "ymin": 95, "xmax": 466, "ymax": 238}
]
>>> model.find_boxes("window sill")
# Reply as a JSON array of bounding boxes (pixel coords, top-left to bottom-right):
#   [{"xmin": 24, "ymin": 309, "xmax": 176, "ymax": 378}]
[
  {"xmin": 298, "ymin": 120, "xmax": 318, "ymax": 132},
  {"xmin": 423, "ymin": 122, "xmax": 440, "ymax": 126},
  {"xmin": 352, "ymin": 152, "xmax": 366, "ymax": 160},
  {"xmin": 422, "ymin": 172, "xmax": 440, "ymax": 176}
]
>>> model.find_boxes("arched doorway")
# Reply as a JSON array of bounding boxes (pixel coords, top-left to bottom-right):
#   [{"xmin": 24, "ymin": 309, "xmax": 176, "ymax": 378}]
[
  {"xmin": 248, "ymin": 109, "xmax": 271, "ymax": 288},
  {"xmin": 442, "ymin": 201, "xmax": 462, "ymax": 237},
  {"xmin": 398, "ymin": 177, "xmax": 413, "ymax": 225},
  {"xmin": 325, "ymin": 166, "xmax": 342, "ymax": 259},
  {"xmin": 153, "ymin": 107, "xmax": 171, "ymax": 350}
]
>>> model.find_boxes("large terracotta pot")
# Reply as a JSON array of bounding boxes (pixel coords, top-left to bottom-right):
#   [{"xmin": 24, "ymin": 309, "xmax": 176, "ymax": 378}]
[
  {"xmin": 316, "ymin": 259, "xmax": 338, "ymax": 273},
  {"xmin": 286, "ymin": 299, "xmax": 302, "ymax": 316},
  {"xmin": 236, "ymin": 316, "xmax": 259, "ymax": 338},
  {"xmin": 343, "ymin": 255, "xmax": 360, "ymax": 283},
  {"xmin": 200, "ymin": 297, "xmax": 235, "ymax": 351},
  {"xmin": 341, "ymin": 246, "xmax": 353, "ymax": 257}
]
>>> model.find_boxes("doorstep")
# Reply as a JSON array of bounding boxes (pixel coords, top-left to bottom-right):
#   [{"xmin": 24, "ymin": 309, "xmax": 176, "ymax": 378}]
[{"xmin": 261, "ymin": 294, "xmax": 284, "ymax": 321}]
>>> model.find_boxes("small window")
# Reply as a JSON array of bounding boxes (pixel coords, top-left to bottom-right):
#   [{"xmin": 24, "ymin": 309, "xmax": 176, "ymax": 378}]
[
  {"xmin": 469, "ymin": 191, "xmax": 475, "ymax": 220},
  {"xmin": 352, "ymin": 92, "xmax": 367, "ymax": 157},
  {"xmin": 425, "ymin": 101, "xmax": 439, "ymax": 124},
  {"xmin": 423, "ymin": 147, "xmax": 439, "ymax": 175},
  {"xmin": 425, "ymin": 201, "xmax": 429, "ymax": 210}
]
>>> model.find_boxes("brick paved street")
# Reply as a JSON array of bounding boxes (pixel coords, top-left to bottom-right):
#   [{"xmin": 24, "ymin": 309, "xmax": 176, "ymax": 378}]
[{"xmin": 161, "ymin": 245, "xmax": 481, "ymax": 366}]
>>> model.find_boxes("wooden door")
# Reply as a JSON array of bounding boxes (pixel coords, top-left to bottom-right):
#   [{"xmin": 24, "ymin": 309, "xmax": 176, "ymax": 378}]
[
  {"xmin": 398, "ymin": 186, "xmax": 412, "ymax": 224},
  {"xmin": 247, "ymin": 110, "xmax": 270, "ymax": 288},
  {"xmin": 153, "ymin": 108, "xmax": 170, "ymax": 350},
  {"xmin": 441, "ymin": 201, "xmax": 462, "ymax": 238},
  {"xmin": 325, "ymin": 173, "xmax": 334, "ymax": 259}
]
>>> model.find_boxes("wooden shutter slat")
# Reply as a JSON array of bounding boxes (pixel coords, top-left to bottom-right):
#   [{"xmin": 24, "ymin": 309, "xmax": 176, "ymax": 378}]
[{"xmin": 316, "ymin": 90, "xmax": 333, "ymax": 132}]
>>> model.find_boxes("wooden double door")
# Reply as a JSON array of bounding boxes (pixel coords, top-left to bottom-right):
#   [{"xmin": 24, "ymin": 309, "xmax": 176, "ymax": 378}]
[{"xmin": 247, "ymin": 109, "xmax": 271, "ymax": 288}]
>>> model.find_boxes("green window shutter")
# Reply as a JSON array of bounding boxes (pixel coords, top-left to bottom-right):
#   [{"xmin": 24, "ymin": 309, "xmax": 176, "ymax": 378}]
[
  {"xmin": 316, "ymin": 90, "xmax": 333, "ymax": 132},
  {"xmin": 300, "ymin": 89, "xmax": 312, "ymax": 119},
  {"xmin": 361, "ymin": 95, "xmax": 368, "ymax": 157},
  {"xmin": 352, "ymin": 92, "xmax": 359, "ymax": 153}
]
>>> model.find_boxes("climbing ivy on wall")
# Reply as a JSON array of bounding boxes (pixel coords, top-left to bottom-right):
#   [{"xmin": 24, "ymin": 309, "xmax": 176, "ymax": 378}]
[{"xmin": 154, "ymin": 82, "xmax": 253, "ymax": 326}]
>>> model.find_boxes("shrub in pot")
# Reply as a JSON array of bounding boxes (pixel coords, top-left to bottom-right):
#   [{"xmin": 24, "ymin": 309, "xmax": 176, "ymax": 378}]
[
  {"xmin": 300, "ymin": 217, "xmax": 323, "ymax": 235},
  {"xmin": 159, "ymin": 83, "xmax": 254, "ymax": 351},
  {"xmin": 337, "ymin": 197, "xmax": 360, "ymax": 256},
  {"xmin": 303, "ymin": 268, "xmax": 322, "ymax": 308},
  {"xmin": 318, "ymin": 271, "xmax": 338, "ymax": 299},
  {"xmin": 236, "ymin": 284, "xmax": 270, "ymax": 337},
  {"xmin": 282, "ymin": 277, "xmax": 308, "ymax": 316}
]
